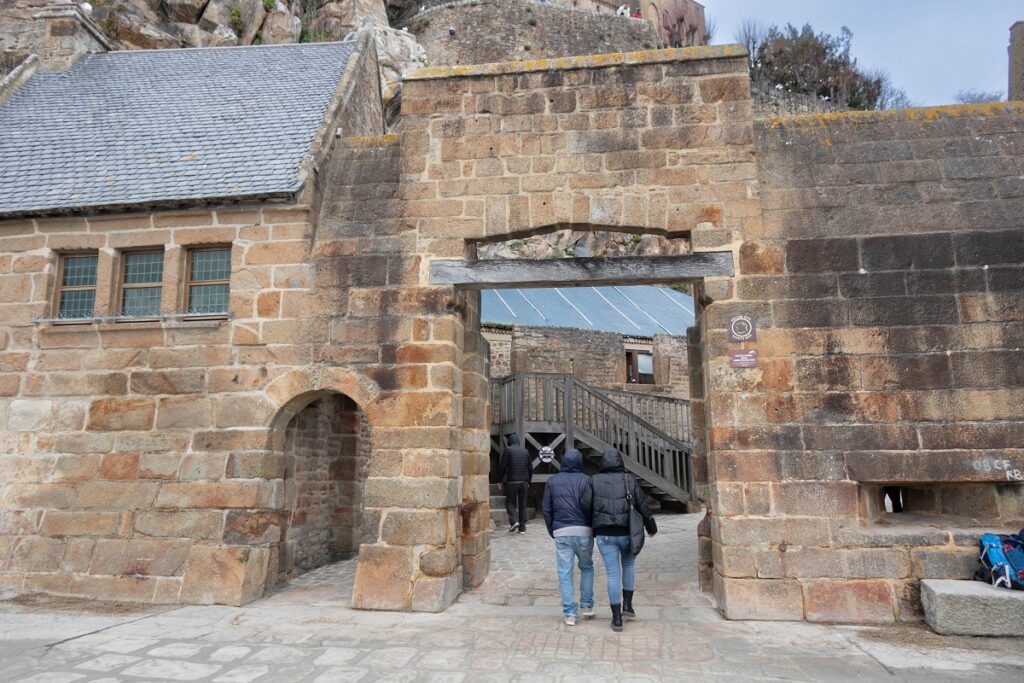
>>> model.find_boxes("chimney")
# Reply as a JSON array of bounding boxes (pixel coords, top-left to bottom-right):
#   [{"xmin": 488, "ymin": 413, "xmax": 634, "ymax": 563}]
[
  {"xmin": 1012, "ymin": 21, "xmax": 1024, "ymax": 101},
  {"xmin": 33, "ymin": 1, "xmax": 111, "ymax": 70}
]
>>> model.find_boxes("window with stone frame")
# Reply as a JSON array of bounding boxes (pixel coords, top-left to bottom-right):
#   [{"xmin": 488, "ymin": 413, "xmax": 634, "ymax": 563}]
[
  {"xmin": 186, "ymin": 246, "xmax": 231, "ymax": 316},
  {"xmin": 120, "ymin": 249, "xmax": 164, "ymax": 318},
  {"xmin": 55, "ymin": 252, "xmax": 99, "ymax": 320}
]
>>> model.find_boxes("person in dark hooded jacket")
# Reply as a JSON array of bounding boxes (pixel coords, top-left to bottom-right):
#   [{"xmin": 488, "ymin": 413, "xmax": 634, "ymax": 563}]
[
  {"xmin": 498, "ymin": 434, "xmax": 532, "ymax": 533},
  {"xmin": 590, "ymin": 449, "xmax": 657, "ymax": 632},
  {"xmin": 541, "ymin": 448, "xmax": 594, "ymax": 625}
]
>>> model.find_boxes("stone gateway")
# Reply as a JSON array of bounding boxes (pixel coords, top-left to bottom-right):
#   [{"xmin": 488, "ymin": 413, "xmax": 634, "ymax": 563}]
[{"xmin": 1, "ymin": 20, "xmax": 1023, "ymax": 623}]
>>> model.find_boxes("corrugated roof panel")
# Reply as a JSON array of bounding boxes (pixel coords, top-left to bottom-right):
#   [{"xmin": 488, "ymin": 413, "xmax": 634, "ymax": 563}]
[{"xmin": 482, "ymin": 286, "xmax": 694, "ymax": 336}]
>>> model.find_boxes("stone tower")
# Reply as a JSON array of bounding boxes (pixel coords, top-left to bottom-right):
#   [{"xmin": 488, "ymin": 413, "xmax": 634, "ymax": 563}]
[{"xmin": 1012, "ymin": 21, "xmax": 1024, "ymax": 101}]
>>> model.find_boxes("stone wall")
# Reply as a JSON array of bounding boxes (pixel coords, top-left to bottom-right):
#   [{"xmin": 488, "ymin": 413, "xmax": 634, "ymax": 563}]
[
  {"xmin": 704, "ymin": 103, "xmax": 1024, "ymax": 623},
  {"xmin": 1, "ymin": 0, "xmax": 111, "ymax": 70},
  {"xmin": 511, "ymin": 325, "xmax": 626, "ymax": 386},
  {"xmin": 751, "ymin": 79, "xmax": 847, "ymax": 120},
  {"xmin": 1012, "ymin": 22, "xmax": 1024, "ymax": 102},
  {"xmin": 403, "ymin": 0, "xmax": 660, "ymax": 67},
  {"xmin": 652, "ymin": 332, "xmax": 688, "ymax": 397},
  {"xmin": 484, "ymin": 328, "xmax": 511, "ymax": 378}
]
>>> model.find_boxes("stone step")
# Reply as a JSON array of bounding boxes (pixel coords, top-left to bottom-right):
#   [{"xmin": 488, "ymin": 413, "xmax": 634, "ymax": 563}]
[{"xmin": 922, "ymin": 579, "xmax": 1024, "ymax": 636}]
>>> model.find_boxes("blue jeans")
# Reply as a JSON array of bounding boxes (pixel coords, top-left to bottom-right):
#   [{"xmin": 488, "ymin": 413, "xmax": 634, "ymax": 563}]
[
  {"xmin": 596, "ymin": 535, "xmax": 635, "ymax": 606},
  {"xmin": 555, "ymin": 536, "xmax": 594, "ymax": 618}
]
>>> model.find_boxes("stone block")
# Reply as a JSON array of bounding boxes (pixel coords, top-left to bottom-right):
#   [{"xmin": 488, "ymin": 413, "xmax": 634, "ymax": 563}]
[
  {"xmin": 133, "ymin": 510, "xmax": 223, "ymax": 540},
  {"xmin": 716, "ymin": 576, "xmax": 804, "ymax": 621},
  {"xmin": 411, "ymin": 573, "xmax": 461, "ymax": 612},
  {"xmin": 803, "ymin": 579, "xmax": 896, "ymax": 624},
  {"xmin": 420, "ymin": 546, "xmax": 458, "ymax": 578},
  {"xmin": 87, "ymin": 397, "xmax": 155, "ymax": 431},
  {"xmin": 351, "ymin": 545, "xmax": 413, "ymax": 611},
  {"xmin": 180, "ymin": 545, "xmax": 269, "ymax": 606},
  {"xmin": 381, "ymin": 510, "xmax": 448, "ymax": 546},
  {"xmin": 90, "ymin": 538, "xmax": 190, "ymax": 577},
  {"xmin": 922, "ymin": 579, "xmax": 1024, "ymax": 636},
  {"xmin": 363, "ymin": 478, "xmax": 459, "ymax": 509},
  {"xmin": 40, "ymin": 511, "xmax": 120, "ymax": 537},
  {"xmin": 223, "ymin": 510, "xmax": 286, "ymax": 545}
]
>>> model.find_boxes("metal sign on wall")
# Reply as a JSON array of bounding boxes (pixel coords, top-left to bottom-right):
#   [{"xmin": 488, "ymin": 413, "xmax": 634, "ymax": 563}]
[
  {"xmin": 730, "ymin": 349, "xmax": 759, "ymax": 368},
  {"xmin": 728, "ymin": 315, "xmax": 756, "ymax": 342}
]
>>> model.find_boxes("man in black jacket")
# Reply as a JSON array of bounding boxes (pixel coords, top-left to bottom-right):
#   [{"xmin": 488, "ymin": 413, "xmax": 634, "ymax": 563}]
[
  {"xmin": 498, "ymin": 434, "xmax": 532, "ymax": 533},
  {"xmin": 590, "ymin": 449, "xmax": 657, "ymax": 632},
  {"xmin": 541, "ymin": 448, "xmax": 594, "ymax": 626}
]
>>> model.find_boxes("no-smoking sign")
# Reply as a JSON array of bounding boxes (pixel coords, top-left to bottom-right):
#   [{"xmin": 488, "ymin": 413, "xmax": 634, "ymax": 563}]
[{"xmin": 728, "ymin": 315, "xmax": 756, "ymax": 342}]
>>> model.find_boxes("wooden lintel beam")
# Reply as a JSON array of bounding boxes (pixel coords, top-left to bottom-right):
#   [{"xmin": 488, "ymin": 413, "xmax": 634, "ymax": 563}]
[{"xmin": 429, "ymin": 252, "xmax": 734, "ymax": 289}]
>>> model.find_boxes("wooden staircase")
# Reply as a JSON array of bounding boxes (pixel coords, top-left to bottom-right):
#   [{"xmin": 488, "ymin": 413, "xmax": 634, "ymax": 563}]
[{"xmin": 490, "ymin": 373, "xmax": 695, "ymax": 506}]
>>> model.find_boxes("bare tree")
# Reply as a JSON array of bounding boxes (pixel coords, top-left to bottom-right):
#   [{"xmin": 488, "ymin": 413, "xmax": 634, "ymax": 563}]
[
  {"xmin": 865, "ymin": 68, "xmax": 916, "ymax": 110},
  {"xmin": 734, "ymin": 18, "xmax": 765, "ymax": 59},
  {"xmin": 954, "ymin": 88, "xmax": 1005, "ymax": 104},
  {"xmin": 703, "ymin": 15, "xmax": 717, "ymax": 44}
]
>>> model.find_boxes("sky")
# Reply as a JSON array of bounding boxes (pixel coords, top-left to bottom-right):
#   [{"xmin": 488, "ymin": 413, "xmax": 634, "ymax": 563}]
[{"xmin": 706, "ymin": 0, "xmax": 1020, "ymax": 106}]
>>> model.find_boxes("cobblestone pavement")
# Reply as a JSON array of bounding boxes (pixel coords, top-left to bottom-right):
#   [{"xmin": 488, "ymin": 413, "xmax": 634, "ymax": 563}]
[{"xmin": 3, "ymin": 513, "xmax": 1024, "ymax": 682}]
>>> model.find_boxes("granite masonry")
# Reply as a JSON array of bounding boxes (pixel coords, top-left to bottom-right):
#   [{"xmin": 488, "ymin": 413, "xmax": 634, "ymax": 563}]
[{"xmin": 1, "ymin": 30, "xmax": 1023, "ymax": 625}]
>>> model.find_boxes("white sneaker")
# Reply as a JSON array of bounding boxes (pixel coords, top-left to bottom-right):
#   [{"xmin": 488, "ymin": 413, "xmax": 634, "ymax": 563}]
[
  {"xmin": 508, "ymin": 522, "xmax": 518, "ymax": 533},
  {"xmin": 580, "ymin": 605, "xmax": 595, "ymax": 618},
  {"xmin": 564, "ymin": 615, "xmax": 577, "ymax": 626}
]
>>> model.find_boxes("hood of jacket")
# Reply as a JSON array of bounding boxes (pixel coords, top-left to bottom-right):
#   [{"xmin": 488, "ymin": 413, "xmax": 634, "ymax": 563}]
[
  {"xmin": 600, "ymin": 449, "xmax": 625, "ymax": 473},
  {"xmin": 562, "ymin": 449, "xmax": 584, "ymax": 473}
]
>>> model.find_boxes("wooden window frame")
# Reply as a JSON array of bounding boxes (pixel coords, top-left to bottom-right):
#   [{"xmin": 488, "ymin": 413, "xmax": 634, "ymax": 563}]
[
  {"xmin": 52, "ymin": 251, "xmax": 99, "ymax": 323},
  {"xmin": 184, "ymin": 245, "xmax": 231, "ymax": 319},
  {"xmin": 117, "ymin": 248, "xmax": 165, "ymax": 320}
]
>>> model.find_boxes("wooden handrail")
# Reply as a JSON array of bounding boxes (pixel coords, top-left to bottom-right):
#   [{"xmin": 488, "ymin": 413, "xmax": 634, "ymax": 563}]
[{"xmin": 491, "ymin": 372, "xmax": 694, "ymax": 501}]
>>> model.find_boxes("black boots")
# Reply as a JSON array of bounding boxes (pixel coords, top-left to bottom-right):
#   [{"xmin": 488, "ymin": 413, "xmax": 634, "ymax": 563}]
[
  {"xmin": 610, "ymin": 603, "xmax": 623, "ymax": 632},
  {"xmin": 622, "ymin": 590, "xmax": 636, "ymax": 619}
]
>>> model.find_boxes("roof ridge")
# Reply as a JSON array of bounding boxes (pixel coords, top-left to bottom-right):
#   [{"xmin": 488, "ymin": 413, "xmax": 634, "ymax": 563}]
[{"xmin": 102, "ymin": 40, "xmax": 357, "ymax": 57}]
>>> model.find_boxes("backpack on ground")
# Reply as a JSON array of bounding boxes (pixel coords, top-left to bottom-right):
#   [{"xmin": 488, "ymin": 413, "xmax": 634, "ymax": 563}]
[{"xmin": 975, "ymin": 531, "xmax": 1024, "ymax": 590}]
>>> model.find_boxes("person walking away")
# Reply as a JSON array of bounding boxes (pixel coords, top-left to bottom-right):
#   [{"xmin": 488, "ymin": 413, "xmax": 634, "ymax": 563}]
[
  {"xmin": 590, "ymin": 449, "xmax": 657, "ymax": 632},
  {"xmin": 541, "ymin": 448, "xmax": 595, "ymax": 626},
  {"xmin": 498, "ymin": 434, "xmax": 532, "ymax": 533}
]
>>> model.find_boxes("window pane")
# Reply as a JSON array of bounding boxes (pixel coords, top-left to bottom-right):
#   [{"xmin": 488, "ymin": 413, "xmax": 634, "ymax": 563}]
[
  {"xmin": 124, "ymin": 251, "xmax": 164, "ymax": 284},
  {"xmin": 637, "ymin": 353, "xmax": 654, "ymax": 375},
  {"xmin": 122, "ymin": 286, "xmax": 162, "ymax": 317},
  {"xmin": 190, "ymin": 249, "xmax": 231, "ymax": 282},
  {"xmin": 62, "ymin": 255, "xmax": 98, "ymax": 287},
  {"xmin": 189, "ymin": 283, "xmax": 229, "ymax": 314},
  {"xmin": 59, "ymin": 289, "xmax": 95, "ymax": 319}
]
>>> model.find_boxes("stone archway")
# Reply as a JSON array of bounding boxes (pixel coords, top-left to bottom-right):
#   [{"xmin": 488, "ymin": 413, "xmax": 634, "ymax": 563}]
[{"xmin": 274, "ymin": 392, "xmax": 371, "ymax": 586}]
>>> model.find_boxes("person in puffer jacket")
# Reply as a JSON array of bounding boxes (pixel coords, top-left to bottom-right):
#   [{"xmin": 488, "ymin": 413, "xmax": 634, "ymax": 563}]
[
  {"xmin": 498, "ymin": 434, "xmax": 532, "ymax": 533},
  {"xmin": 590, "ymin": 449, "xmax": 657, "ymax": 632},
  {"xmin": 541, "ymin": 448, "xmax": 594, "ymax": 625}
]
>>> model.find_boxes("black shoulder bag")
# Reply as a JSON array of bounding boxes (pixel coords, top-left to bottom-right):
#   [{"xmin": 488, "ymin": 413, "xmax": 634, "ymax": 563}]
[{"xmin": 624, "ymin": 474, "xmax": 645, "ymax": 557}]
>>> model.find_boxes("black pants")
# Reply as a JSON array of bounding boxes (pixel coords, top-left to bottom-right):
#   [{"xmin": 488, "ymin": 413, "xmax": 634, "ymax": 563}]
[{"xmin": 505, "ymin": 481, "xmax": 528, "ymax": 529}]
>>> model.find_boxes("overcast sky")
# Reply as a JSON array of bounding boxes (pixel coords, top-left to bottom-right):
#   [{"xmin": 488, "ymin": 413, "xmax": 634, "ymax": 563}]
[{"xmin": 706, "ymin": 0, "xmax": 1020, "ymax": 106}]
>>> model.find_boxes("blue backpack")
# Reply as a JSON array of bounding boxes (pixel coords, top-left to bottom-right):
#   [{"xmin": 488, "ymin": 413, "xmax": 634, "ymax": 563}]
[{"xmin": 975, "ymin": 531, "xmax": 1024, "ymax": 590}]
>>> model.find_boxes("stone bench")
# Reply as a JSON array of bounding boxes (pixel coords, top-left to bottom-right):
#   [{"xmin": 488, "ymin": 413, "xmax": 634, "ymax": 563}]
[{"xmin": 922, "ymin": 579, "xmax": 1024, "ymax": 636}]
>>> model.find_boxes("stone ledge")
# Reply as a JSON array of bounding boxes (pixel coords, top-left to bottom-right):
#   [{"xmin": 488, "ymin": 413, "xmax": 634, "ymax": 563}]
[
  {"xmin": 406, "ymin": 44, "xmax": 748, "ymax": 81},
  {"xmin": 758, "ymin": 101, "xmax": 1024, "ymax": 130},
  {"xmin": 922, "ymin": 579, "xmax": 1024, "ymax": 636}
]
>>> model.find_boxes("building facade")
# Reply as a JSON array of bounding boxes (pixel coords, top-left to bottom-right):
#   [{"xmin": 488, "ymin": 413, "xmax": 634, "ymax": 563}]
[{"xmin": 1, "ymin": 7, "xmax": 1024, "ymax": 623}]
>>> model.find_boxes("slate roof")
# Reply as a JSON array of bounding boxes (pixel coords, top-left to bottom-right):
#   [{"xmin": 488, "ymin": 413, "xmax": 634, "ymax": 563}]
[
  {"xmin": 481, "ymin": 285, "xmax": 695, "ymax": 336},
  {"xmin": 0, "ymin": 42, "xmax": 356, "ymax": 216}
]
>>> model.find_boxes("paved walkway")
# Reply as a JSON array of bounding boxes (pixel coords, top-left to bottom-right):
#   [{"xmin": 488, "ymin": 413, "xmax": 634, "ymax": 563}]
[{"xmin": 3, "ymin": 513, "xmax": 1024, "ymax": 682}]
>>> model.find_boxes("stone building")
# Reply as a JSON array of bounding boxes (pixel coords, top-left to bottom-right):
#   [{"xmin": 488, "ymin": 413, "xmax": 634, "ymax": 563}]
[
  {"xmin": 481, "ymin": 285, "xmax": 692, "ymax": 399},
  {"xmin": 1012, "ymin": 21, "xmax": 1024, "ymax": 101},
  {"xmin": 2, "ymin": 4, "xmax": 1024, "ymax": 624}
]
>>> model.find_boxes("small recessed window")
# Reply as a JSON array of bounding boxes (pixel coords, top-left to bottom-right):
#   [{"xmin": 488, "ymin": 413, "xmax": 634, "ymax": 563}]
[
  {"xmin": 56, "ymin": 253, "xmax": 99, "ymax": 319},
  {"xmin": 187, "ymin": 247, "xmax": 231, "ymax": 316},
  {"xmin": 121, "ymin": 250, "xmax": 164, "ymax": 317}
]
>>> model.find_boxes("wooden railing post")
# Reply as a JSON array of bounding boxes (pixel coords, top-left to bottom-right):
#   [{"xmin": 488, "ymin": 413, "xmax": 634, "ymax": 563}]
[
  {"xmin": 563, "ymin": 374, "xmax": 574, "ymax": 449},
  {"xmin": 514, "ymin": 373, "xmax": 525, "ymax": 445}
]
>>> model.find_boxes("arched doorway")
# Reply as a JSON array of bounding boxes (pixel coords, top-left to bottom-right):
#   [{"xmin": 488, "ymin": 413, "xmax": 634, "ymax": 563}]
[{"xmin": 274, "ymin": 391, "xmax": 371, "ymax": 587}]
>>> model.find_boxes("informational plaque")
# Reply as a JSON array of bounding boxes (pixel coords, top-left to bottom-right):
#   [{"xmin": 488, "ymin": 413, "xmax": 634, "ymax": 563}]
[
  {"xmin": 730, "ymin": 349, "xmax": 759, "ymax": 369},
  {"xmin": 728, "ymin": 315, "xmax": 756, "ymax": 342}
]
